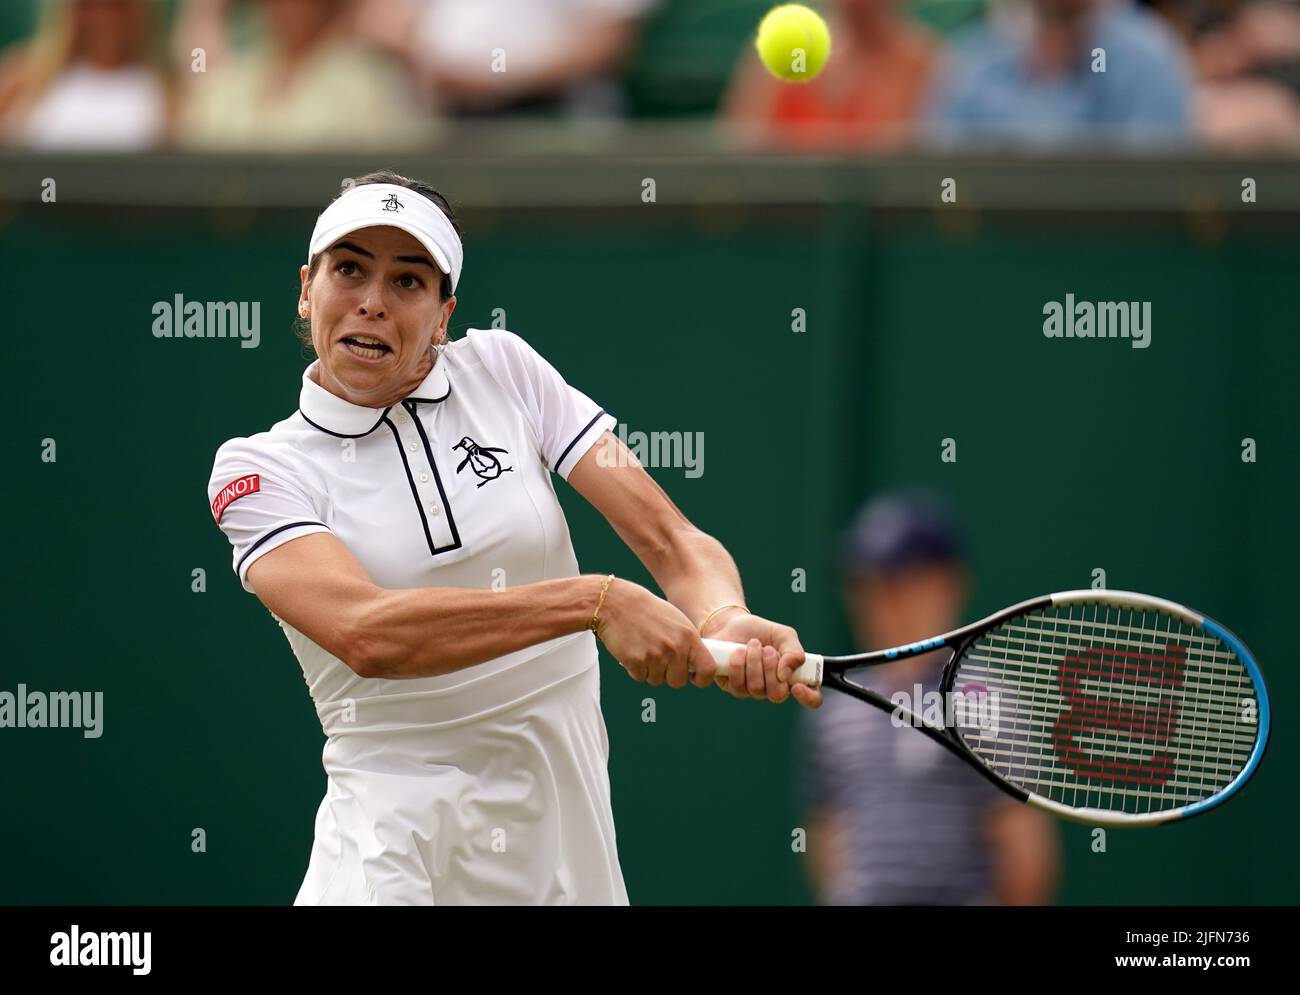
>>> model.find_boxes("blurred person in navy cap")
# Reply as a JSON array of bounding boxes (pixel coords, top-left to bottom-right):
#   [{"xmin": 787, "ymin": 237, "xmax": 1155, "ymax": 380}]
[{"xmin": 798, "ymin": 490, "xmax": 1061, "ymax": 905}]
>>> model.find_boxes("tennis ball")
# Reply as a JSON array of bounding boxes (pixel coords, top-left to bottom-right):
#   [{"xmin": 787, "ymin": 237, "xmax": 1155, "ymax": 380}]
[{"xmin": 755, "ymin": 4, "xmax": 831, "ymax": 83}]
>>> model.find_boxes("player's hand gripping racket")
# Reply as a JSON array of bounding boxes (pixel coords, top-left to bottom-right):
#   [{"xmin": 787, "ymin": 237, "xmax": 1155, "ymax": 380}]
[{"xmin": 703, "ymin": 591, "xmax": 1268, "ymax": 827}]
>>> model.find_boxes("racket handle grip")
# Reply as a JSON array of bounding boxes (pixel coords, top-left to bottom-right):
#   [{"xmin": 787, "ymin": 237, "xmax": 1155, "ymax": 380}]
[{"xmin": 701, "ymin": 639, "xmax": 824, "ymax": 688}]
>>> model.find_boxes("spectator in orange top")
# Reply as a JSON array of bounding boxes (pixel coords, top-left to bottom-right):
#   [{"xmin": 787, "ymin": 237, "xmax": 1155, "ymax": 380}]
[{"xmin": 721, "ymin": 0, "xmax": 938, "ymax": 151}]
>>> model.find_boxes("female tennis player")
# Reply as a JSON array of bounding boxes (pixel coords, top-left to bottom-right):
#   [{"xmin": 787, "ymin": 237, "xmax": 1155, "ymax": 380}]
[{"xmin": 206, "ymin": 169, "xmax": 820, "ymax": 905}]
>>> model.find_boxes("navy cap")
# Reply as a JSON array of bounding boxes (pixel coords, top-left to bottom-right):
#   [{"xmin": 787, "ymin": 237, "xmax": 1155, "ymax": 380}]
[{"xmin": 840, "ymin": 491, "xmax": 965, "ymax": 576}]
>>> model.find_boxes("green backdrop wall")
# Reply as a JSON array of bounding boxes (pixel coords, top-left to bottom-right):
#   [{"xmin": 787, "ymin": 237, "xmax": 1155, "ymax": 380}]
[{"xmin": 1, "ymin": 162, "xmax": 1295, "ymax": 904}]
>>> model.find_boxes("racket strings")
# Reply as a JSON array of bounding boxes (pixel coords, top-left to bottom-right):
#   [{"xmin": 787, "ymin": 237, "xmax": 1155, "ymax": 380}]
[{"xmin": 951, "ymin": 603, "xmax": 1259, "ymax": 815}]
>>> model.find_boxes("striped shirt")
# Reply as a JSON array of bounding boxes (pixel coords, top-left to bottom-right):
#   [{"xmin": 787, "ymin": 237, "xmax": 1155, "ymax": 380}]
[{"xmin": 799, "ymin": 652, "xmax": 1010, "ymax": 905}]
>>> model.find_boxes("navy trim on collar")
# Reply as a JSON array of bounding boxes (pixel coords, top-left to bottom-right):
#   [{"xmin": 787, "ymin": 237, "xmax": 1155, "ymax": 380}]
[
  {"xmin": 299, "ymin": 355, "xmax": 451, "ymax": 435},
  {"xmin": 299, "ymin": 407, "xmax": 390, "ymax": 439}
]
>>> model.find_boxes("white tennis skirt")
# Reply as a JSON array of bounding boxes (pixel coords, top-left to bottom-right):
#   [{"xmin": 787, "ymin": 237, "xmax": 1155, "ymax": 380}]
[{"xmin": 294, "ymin": 635, "xmax": 628, "ymax": 905}]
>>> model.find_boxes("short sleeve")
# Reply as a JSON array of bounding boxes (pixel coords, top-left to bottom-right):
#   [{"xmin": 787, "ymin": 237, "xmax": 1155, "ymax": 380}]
[
  {"xmin": 207, "ymin": 438, "xmax": 331, "ymax": 593},
  {"xmin": 466, "ymin": 328, "xmax": 616, "ymax": 480}
]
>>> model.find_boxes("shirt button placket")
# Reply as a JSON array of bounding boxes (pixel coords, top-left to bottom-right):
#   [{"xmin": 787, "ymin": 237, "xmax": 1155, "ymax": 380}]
[{"xmin": 401, "ymin": 409, "xmax": 449, "ymax": 546}]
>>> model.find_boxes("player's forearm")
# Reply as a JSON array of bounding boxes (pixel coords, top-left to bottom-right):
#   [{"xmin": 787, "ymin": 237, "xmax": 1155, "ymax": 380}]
[
  {"xmin": 352, "ymin": 575, "xmax": 605, "ymax": 679},
  {"xmin": 645, "ymin": 525, "xmax": 747, "ymax": 631}
]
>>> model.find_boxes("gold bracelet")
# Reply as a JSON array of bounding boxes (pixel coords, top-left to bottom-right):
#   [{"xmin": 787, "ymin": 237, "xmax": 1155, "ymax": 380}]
[
  {"xmin": 589, "ymin": 574, "xmax": 616, "ymax": 635},
  {"xmin": 698, "ymin": 603, "xmax": 749, "ymax": 636}
]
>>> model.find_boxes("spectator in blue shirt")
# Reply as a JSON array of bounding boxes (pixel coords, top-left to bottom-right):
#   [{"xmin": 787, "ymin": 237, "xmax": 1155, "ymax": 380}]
[
  {"xmin": 924, "ymin": 0, "xmax": 1195, "ymax": 147},
  {"xmin": 799, "ymin": 491, "xmax": 1061, "ymax": 905}
]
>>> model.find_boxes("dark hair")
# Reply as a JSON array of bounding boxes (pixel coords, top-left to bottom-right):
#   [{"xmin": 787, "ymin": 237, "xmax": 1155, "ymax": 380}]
[{"xmin": 295, "ymin": 169, "xmax": 462, "ymax": 353}]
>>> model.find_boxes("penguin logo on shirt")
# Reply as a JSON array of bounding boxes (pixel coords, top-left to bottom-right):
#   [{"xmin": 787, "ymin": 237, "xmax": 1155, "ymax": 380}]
[
  {"xmin": 453, "ymin": 437, "xmax": 513, "ymax": 487},
  {"xmin": 381, "ymin": 193, "xmax": 403, "ymax": 212}
]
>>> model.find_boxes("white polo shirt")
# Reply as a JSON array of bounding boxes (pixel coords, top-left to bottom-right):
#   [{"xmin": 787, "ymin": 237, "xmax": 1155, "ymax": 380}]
[{"xmin": 207, "ymin": 328, "xmax": 625, "ymax": 905}]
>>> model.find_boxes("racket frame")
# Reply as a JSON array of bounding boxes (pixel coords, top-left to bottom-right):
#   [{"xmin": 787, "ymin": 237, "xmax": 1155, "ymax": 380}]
[{"xmin": 812, "ymin": 590, "xmax": 1270, "ymax": 828}]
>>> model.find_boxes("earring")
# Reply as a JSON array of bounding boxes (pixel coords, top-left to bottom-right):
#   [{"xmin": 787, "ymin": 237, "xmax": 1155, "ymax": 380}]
[{"xmin": 298, "ymin": 303, "xmax": 310, "ymax": 318}]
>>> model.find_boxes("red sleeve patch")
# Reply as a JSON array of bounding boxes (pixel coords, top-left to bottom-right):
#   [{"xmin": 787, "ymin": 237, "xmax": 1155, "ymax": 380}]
[{"xmin": 211, "ymin": 473, "xmax": 260, "ymax": 523}]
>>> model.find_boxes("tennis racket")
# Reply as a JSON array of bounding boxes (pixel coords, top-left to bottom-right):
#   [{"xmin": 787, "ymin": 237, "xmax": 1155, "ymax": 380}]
[{"xmin": 704, "ymin": 590, "xmax": 1268, "ymax": 827}]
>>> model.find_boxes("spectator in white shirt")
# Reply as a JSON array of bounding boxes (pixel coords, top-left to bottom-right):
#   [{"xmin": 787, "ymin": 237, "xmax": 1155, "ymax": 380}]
[{"xmin": 0, "ymin": 0, "xmax": 171, "ymax": 150}]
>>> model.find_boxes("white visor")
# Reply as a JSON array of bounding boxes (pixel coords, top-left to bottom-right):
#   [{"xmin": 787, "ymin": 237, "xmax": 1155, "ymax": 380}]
[{"xmin": 308, "ymin": 182, "xmax": 462, "ymax": 293}]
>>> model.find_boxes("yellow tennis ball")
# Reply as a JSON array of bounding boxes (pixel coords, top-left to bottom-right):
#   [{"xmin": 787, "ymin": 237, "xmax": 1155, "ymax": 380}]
[{"xmin": 755, "ymin": 4, "xmax": 831, "ymax": 83}]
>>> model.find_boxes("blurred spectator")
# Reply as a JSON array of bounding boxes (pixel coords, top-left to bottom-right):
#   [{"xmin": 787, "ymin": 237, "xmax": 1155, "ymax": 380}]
[
  {"xmin": 175, "ymin": 0, "xmax": 431, "ymax": 150},
  {"xmin": 347, "ymin": 0, "xmax": 656, "ymax": 118},
  {"xmin": 721, "ymin": 0, "xmax": 939, "ymax": 151},
  {"xmin": 924, "ymin": 0, "xmax": 1195, "ymax": 147},
  {"xmin": 800, "ymin": 491, "xmax": 1060, "ymax": 905},
  {"xmin": 1152, "ymin": 0, "xmax": 1300, "ymax": 149},
  {"xmin": 0, "ymin": 0, "xmax": 171, "ymax": 150}
]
